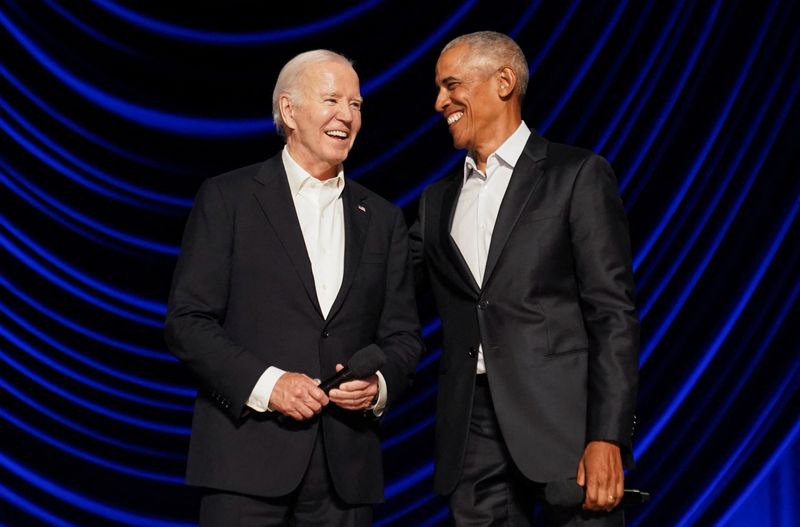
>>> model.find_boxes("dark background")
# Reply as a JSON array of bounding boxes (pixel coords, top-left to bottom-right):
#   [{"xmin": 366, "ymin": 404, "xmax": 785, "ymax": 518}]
[{"xmin": 1, "ymin": 1, "xmax": 798, "ymax": 525}]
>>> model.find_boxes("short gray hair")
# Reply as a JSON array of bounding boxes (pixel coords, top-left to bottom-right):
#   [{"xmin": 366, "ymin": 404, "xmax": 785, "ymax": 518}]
[
  {"xmin": 272, "ymin": 50, "xmax": 354, "ymax": 138},
  {"xmin": 441, "ymin": 31, "xmax": 528, "ymax": 102}
]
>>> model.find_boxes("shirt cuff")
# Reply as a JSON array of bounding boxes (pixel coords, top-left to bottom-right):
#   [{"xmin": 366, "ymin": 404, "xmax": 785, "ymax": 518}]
[
  {"xmin": 246, "ymin": 366, "xmax": 285, "ymax": 413},
  {"xmin": 370, "ymin": 370, "xmax": 388, "ymax": 417}
]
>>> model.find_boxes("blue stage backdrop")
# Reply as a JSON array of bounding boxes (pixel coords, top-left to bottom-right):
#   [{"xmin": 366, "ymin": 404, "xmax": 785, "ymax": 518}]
[{"xmin": 2, "ymin": 1, "xmax": 798, "ymax": 525}]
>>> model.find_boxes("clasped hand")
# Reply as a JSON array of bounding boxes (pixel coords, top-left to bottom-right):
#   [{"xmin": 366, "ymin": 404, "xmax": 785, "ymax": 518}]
[{"xmin": 270, "ymin": 365, "xmax": 378, "ymax": 421}]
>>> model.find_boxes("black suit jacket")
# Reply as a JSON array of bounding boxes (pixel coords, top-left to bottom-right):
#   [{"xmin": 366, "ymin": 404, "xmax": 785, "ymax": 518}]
[
  {"xmin": 165, "ymin": 153, "xmax": 423, "ymax": 503},
  {"xmin": 411, "ymin": 132, "xmax": 639, "ymax": 494}
]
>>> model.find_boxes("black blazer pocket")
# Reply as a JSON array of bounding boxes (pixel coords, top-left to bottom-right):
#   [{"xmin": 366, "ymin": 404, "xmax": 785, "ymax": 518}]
[
  {"xmin": 544, "ymin": 347, "xmax": 588, "ymax": 360},
  {"xmin": 361, "ymin": 252, "xmax": 387, "ymax": 264},
  {"xmin": 518, "ymin": 208, "xmax": 560, "ymax": 225}
]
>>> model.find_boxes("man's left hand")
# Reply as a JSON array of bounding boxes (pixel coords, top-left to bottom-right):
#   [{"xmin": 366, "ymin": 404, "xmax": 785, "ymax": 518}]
[
  {"xmin": 328, "ymin": 364, "xmax": 379, "ymax": 410},
  {"xmin": 576, "ymin": 440, "xmax": 624, "ymax": 512}
]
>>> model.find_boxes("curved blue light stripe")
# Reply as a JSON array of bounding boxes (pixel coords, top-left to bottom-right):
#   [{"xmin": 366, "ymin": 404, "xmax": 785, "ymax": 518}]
[
  {"xmin": 0, "ymin": 322, "xmax": 192, "ymax": 410},
  {"xmin": 382, "ymin": 415, "xmax": 435, "ymax": 450},
  {"xmin": 639, "ymin": 69, "xmax": 800, "ymax": 363},
  {"xmin": 373, "ymin": 492, "xmax": 437, "ymax": 527},
  {"xmin": 350, "ymin": 114, "xmax": 441, "ymax": 179},
  {"xmin": 0, "ymin": 164, "xmax": 153, "ymax": 253},
  {"xmin": 0, "ymin": 348, "xmax": 191, "ymax": 435},
  {"xmin": 0, "ymin": 232, "xmax": 164, "ymax": 327},
  {"xmin": 0, "ymin": 11, "xmax": 273, "ymax": 137},
  {"xmin": 421, "ymin": 318, "xmax": 441, "ymax": 337},
  {"xmin": 0, "ymin": 452, "xmax": 195, "ymax": 526},
  {"xmin": 537, "ymin": 0, "xmax": 630, "ymax": 133},
  {"xmin": 0, "ymin": 166, "xmax": 180, "ymax": 255},
  {"xmin": 0, "ymin": 302, "xmax": 192, "ymax": 398},
  {"xmin": 0, "ymin": 376, "xmax": 183, "ymax": 459},
  {"xmin": 630, "ymin": 270, "xmax": 800, "ymax": 525},
  {"xmin": 1, "ymin": 114, "xmax": 174, "ymax": 210},
  {"xmin": 635, "ymin": 191, "xmax": 800, "ymax": 457},
  {"xmin": 385, "ymin": 461, "xmax": 434, "ymax": 499},
  {"xmin": 588, "ymin": 0, "xmax": 687, "ymax": 153},
  {"xmin": 40, "ymin": 0, "xmax": 133, "ymax": 53},
  {"xmin": 419, "ymin": 507, "xmax": 450, "ymax": 527},
  {"xmin": 509, "ymin": 0, "xmax": 545, "ymax": 37},
  {"xmin": 637, "ymin": 41, "xmax": 798, "ymax": 317},
  {"xmin": 527, "ymin": 0, "xmax": 581, "ymax": 80},
  {"xmin": 633, "ymin": 0, "xmax": 779, "ymax": 270},
  {"xmin": 565, "ymin": 0, "xmax": 659, "ymax": 145},
  {"xmin": 713, "ymin": 419, "xmax": 800, "ymax": 527},
  {"xmin": 0, "ymin": 407, "xmax": 184, "ymax": 484},
  {"xmin": 0, "ymin": 214, "xmax": 166, "ymax": 315},
  {"xmin": 383, "ymin": 384, "xmax": 438, "ymax": 424},
  {"xmin": 90, "ymin": 0, "xmax": 383, "ymax": 44},
  {"xmin": 0, "ymin": 482, "xmax": 76, "ymax": 527},
  {"xmin": 0, "ymin": 275, "xmax": 173, "ymax": 361},
  {"xmin": 1, "ymin": 100, "xmax": 192, "ymax": 208},
  {"xmin": 361, "ymin": 0, "xmax": 477, "ymax": 95},
  {"xmin": 0, "ymin": 66, "xmax": 185, "ymax": 173},
  {"xmin": 395, "ymin": 151, "xmax": 463, "ymax": 208},
  {"xmin": 674, "ymin": 360, "xmax": 800, "ymax": 527},
  {"xmin": 611, "ymin": 0, "xmax": 720, "ymax": 189}
]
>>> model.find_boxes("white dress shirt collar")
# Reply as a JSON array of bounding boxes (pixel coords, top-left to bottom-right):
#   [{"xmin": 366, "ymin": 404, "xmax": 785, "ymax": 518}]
[
  {"xmin": 463, "ymin": 121, "xmax": 531, "ymax": 181},
  {"xmin": 282, "ymin": 146, "xmax": 345, "ymax": 198}
]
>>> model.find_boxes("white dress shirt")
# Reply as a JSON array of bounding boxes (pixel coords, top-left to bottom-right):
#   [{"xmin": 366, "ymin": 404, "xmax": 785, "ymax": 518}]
[
  {"xmin": 246, "ymin": 147, "xmax": 387, "ymax": 414},
  {"xmin": 451, "ymin": 121, "xmax": 531, "ymax": 374}
]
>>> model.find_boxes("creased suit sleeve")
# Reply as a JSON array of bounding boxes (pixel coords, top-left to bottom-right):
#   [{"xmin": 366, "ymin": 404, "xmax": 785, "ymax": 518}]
[
  {"xmin": 568, "ymin": 155, "xmax": 639, "ymax": 458},
  {"xmin": 372, "ymin": 207, "xmax": 424, "ymax": 407},
  {"xmin": 164, "ymin": 178, "xmax": 268, "ymax": 419}
]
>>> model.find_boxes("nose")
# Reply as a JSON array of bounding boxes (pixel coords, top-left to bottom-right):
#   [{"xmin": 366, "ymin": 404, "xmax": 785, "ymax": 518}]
[
  {"xmin": 435, "ymin": 86, "xmax": 449, "ymax": 113},
  {"xmin": 336, "ymin": 101, "xmax": 353, "ymax": 123}
]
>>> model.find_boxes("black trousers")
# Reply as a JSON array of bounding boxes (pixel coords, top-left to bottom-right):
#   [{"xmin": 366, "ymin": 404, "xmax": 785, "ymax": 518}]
[
  {"xmin": 449, "ymin": 376, "xmax": 624, "ymax": 527},
  {"xmin": 199, "ymin": 430, "xmax": 372, "ymax": 527}
]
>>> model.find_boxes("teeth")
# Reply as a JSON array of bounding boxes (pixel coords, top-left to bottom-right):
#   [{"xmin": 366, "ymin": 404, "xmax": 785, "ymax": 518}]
[
  {"xmin": 325, "ymin": 130, "xmax": 348, "ymax": 138},
  {"xmin": 447, "ymin": 112, "xmax": 464, "ymax": 125}
]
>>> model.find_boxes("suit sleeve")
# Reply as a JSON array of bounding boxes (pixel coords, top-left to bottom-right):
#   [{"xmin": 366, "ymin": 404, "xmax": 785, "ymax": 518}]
[
  {"xmin": 164, "ymin": 178, "xmax": 268, "ymax": 419},
  {"xmin": 370, "ymin": 207, "xmax": 424, "ymax": 407},
  {"xmin": 568, "ymin": 155, "xmax": 639, "ymax": 459}
]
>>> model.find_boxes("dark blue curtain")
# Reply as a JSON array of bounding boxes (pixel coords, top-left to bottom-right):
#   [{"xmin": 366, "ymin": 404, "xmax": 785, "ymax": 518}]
[{"xmin": 1, "ymin": 1, "xmax": 798, "ymax": 525}]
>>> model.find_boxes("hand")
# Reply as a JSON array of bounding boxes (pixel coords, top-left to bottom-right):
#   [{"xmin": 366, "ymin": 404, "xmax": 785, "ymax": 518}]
[
  {"xmin": 328, "ymin": 364, "xmax": 379, "ymax": 411},
  {"xmin": 269, "ymin": 372, "xmax": 328, "ymax": 421},
  {"xmin": 576, "ymin": 440, "xmax": 624, "ymax": 512}
]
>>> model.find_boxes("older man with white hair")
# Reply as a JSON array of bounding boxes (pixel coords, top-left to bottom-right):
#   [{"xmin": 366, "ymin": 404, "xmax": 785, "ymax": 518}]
[{"xmin": 166, "ymin": 50, "xmax": 423, "ymax": 526}]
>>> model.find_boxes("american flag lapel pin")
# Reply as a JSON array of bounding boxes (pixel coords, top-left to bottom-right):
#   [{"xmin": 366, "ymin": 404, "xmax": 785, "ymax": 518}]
[{"xmin": 357, "ymin": 204, "xmax": 367, "ymax": 213}]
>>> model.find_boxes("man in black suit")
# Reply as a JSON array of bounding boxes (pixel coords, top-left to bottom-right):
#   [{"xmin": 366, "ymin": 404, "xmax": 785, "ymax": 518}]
[
  {"xmin": 411, "ymin": 32, "xmax": 639, "ymax": 526},
  {"xmin": 165, "ymin": 49, "xmax": 422, "ymax": 526}
]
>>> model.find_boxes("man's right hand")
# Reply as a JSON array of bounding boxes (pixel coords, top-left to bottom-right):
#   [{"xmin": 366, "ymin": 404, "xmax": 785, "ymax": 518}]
[{"xmin": 269, "ymin": 373, "xmax": 329, "ymax": 421}]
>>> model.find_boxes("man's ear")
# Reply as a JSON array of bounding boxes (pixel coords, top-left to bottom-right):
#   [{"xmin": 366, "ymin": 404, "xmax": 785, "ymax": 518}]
[
  {"xmin": 496, "ymin": 67, "xmax": 517, "ymax": 99},
  {"xmin": 279, "ymin": 94, "xmax": 296, "ymax": 131}
]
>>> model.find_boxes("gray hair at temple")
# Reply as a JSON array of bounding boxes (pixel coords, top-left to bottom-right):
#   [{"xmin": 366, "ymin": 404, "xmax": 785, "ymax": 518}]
[
  {"xmin": 272, "ymin": 50, "xmax": 355, "ymax": 138},
  {"xmin": 441, "ymin": 31, "xmax": 529, "ymax": 103}
]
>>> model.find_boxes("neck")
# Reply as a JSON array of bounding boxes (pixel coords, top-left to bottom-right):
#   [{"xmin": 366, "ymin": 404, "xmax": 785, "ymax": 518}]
[
  {"xmin": 285, "ymin": 143, "xmax": 338, "ymax": 180},
  {"xmin": 471, "ymin": 117, "xmax": 521, "ymax": 172}
]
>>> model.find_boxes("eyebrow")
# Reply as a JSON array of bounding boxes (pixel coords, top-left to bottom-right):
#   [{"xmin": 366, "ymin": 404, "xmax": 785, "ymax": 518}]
[{"xmin": 438, "ymin": 75, "xmax": 459, "ymax": 86}]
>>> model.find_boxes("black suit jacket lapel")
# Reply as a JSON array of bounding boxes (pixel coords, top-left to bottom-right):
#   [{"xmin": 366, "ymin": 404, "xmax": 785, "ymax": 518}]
[
  {"xmin": 252, "ymin": 155, "xmax": 323, "ymax": 317},
  {"xmin": 482, "ymin": 133, "xmax": 548, "ymax": 289},
  {"xmin": 441, "ymin": 174, "xmax": 481, "ymax": 296},
  {"xmin": 326, "ymin": 181, "xmax": 368, "ymax": 320}
]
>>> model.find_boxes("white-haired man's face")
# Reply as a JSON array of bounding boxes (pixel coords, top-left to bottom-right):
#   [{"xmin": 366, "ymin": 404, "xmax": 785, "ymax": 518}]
[{"xmin": 280, "ymin": 61, "xmax": 362, "ymax": 179}]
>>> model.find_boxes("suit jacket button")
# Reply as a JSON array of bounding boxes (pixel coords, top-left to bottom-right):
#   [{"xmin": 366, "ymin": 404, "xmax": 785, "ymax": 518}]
[
  {"xmin": 322, "ymin": 329, "xmax": 330, "ymax": 338},
  {"xmin": 477, "ymin": 300, "xmax": 489, "ymax": 309},
  {"xmin": 468, "ymin": 347, "xmax": 477, "ymax": 358}
]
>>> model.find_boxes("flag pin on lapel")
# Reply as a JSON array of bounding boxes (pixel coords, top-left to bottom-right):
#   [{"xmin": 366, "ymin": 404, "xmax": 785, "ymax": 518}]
[{"xmin": 357, "ymin": 204, "xmax": 367, "ymax": 213}]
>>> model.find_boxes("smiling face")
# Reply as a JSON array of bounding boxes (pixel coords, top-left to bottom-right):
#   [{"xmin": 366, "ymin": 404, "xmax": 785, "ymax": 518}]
[
  {"xmin": 281, "ymin": 60, "xmax": 362, "ymax": 179},
  {"xmin": 434, "ymin": 43, "xmax": 505, "ymax": 156}
]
